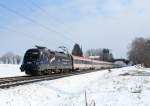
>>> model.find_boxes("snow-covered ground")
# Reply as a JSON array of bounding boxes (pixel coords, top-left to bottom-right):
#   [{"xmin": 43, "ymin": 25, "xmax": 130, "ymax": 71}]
[
  {"xmin": 0, "ymin": 64, "xmax": 25, "ymax": 78},
  {"xmin": 0, "ymin": 64, "xmax": 150, "ymax": 106}
]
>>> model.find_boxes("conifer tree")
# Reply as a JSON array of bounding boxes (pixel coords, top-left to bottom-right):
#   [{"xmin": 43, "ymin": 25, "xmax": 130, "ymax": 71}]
[{"xmin": 72, "ymin": 43, "xmax": 83, "ymax": 57}]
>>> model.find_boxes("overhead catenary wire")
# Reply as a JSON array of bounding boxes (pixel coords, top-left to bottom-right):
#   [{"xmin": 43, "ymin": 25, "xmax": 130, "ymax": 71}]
[
  {"xmin": 29, "ymin": 0, "xmax": 71, "ymax": 25},
  {"xmin": 0, "ymin": 2, "xmax": 76, "ymax": 44},
  {"xmin": 27, "ymin": 0, "xmax": 80, "ymax": 44},
  {"xmin": 0, "ymin": 26, "xmax": 72, "ymax": 53},
  {"xmin": 0, "ymin": 26, "xmax": 45, "ymax": 45}
]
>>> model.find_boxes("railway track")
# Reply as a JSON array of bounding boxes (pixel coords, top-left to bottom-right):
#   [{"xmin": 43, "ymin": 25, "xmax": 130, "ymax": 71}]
[{"xmin": 0, "ymin": 69, "xmax": 108, "ymax": 89}]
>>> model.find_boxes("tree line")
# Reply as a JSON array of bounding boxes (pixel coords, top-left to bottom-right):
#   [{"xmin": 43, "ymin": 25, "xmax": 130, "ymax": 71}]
[
  {"xmin": 0, "ymin": 52, "xmax": 21, "ymax": 64},
  {"xmin": 72, "ymin": 43, "xmax": 114, "ymax": 62},
  {"xmin": 85, "ymin": 48, "xmax": 113, "ymax": 62}
]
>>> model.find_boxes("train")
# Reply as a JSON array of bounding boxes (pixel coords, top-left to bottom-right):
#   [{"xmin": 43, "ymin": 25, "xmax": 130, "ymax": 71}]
[{"xmin": 20, "ymin": 46, "xmax": 115, "ymax": 76}]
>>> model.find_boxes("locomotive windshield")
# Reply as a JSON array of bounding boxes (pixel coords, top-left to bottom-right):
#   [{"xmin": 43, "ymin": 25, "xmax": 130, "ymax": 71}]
[{"xmin": 24, "ymin": 50, "xmax": 40, "ymax": 61}]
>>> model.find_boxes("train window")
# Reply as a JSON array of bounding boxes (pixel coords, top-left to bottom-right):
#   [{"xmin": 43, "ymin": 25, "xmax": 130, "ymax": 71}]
[
  {"xmin": 62, "ymin": 58, "xmax": 69, "ymax": 65},
  {"xmin": 74, "ymin": 60, "xmax": 76, "ymax": 63},
  {"xmin": 85, "ymin": 61, "xmax": 88, "ymax": 64},
  {"xmin": 24, "ymin": 52, "xmax": 40, "ymax": 61},
  {"xmin": 42, "ymin": 53, "xmax": 49, "ymax": 63},
  {"xmin": 74, "ymin": 60, "xmax": 77, "ymax": 64},
  {"xmin": 74, "ymin": 59, "xmax": 81, "ymax": 64},
  {"xmin": 82, "ymin": 60, "xmax": 84, "ymax": 64},
  {"xmin": 76, "ymin": 60, "xmax": 78, "ymax": 64},
  {"xmin": 89, "ymin": 61, "xmax": 92, "ymax": 64},
  {"xmin": 78, "ymin": 60, "xmax": 80, "ymax": 64}
]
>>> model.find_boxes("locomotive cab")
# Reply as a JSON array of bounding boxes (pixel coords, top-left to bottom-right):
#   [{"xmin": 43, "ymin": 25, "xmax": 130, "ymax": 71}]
[
  {"xmin": 20, "ymin": 49, "xmax": 42, "ymax": 73},
  {"xmin": 20, "ymin": 47, "xmax": 55, "ymax": 75}
]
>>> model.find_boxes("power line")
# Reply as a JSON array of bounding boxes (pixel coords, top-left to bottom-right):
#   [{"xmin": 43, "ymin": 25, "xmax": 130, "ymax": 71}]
[
  {"xmin": 30, "ymin": 0, "xmax": 49, "ymax": 15},
  {"xmin": 29, "ymin": 0, "xmax": 69, "ymax": 25},
  {"xmin": 0, "ymin": 26, "xmax": 45, "ymax": 45},
  {"xmin": 26, "ymin": 0, "xmax": 79, "ymax": 43},
  {"xmin": 0, "ymin": 3, "xmax": 76, "ymax": 44},
  {"xmin": 0, "ymin": 26, "xmax": 73, "ymax": 52}
]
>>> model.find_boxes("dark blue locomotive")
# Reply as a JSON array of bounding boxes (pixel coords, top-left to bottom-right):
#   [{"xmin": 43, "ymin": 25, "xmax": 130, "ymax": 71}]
[{"xmin": 20, "ymin": 46, "xmax": 73, "ymax": 75}]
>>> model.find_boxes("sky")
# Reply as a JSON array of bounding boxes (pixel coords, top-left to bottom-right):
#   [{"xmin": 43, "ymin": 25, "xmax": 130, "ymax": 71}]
[{"xmin": 0, "ymin": 0, "xmax": 150, "ymax": 58}]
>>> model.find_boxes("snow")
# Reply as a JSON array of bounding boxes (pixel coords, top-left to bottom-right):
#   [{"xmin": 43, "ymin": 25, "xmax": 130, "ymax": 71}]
[
  {"xmin": 0, "ymin": 64, "xmax": 25, "ymax": 78},
  {"xmin": 0, "ymin": 64, "xmax": 150, "ymax": 106}
]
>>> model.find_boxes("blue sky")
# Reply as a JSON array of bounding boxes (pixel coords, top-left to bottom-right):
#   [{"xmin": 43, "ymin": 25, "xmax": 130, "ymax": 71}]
[{"xmin": 0, "ymin": 0, "xmax": 150, "ymax": 58}]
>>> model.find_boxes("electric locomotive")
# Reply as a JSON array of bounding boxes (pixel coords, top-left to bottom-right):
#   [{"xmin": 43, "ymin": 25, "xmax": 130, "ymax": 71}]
[{"xmin": 20, "ymin": 46, "xmax": 73, "ymax": 75}]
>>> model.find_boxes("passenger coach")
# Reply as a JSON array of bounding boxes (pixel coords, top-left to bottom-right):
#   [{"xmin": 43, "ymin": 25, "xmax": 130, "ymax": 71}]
[{"xmin": 72, "ymin": 55, "xmax": 114, "ymax": 70}]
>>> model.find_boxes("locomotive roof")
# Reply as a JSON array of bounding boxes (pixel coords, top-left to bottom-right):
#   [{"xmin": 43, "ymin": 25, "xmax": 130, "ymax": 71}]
[
  {"xmin": 35, "ymin": 45, "xmax": 47, "ymax": 49},
  {"xmin": 54, "ymin": 51, "xmax": 71, "ymax": 58},
  {"xmin": 26, "ymin": 47, "xmax": 71, "ymax": 58}
]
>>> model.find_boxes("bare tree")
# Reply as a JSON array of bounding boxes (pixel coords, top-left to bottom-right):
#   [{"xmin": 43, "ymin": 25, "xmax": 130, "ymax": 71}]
[
  {"xmin": 1, "ymin": 55, "xmax": 8, "ymax": 64},
  {"xmin": 15, "ymin": 55, "xmax": 22, "ymax": 64},
  {"xmin": 85, "ymin": 48, "xmax": 114, "ymax": 61},
  {"xmin": 128, "ymin": 37, "xmax": 150, "ymax": 67},
  {"xmin": 100, "ymin": 49, "xmax": 114, "ymax": 62},
  {"xmin": 5, "ymin": 52, "xmax": 14, "ymax": 64},
  {"xmin": 0, "ymin": 52, "xmax": 22, "ymax": 64},
  {"xmin": 85, "ymin": 48, "xmax": 102, "ymax": 57}
]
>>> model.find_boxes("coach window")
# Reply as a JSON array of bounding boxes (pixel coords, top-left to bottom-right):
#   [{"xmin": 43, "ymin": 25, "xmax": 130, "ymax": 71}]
[
  {"xmin": 74, "ymin": 60, "xmax": 77, "ymax": 64},
  {"xmin": 75, "ymin": 60, "xmax": 78, "ymax": 64},
  {"xmin": 84, "ymin": 61, "xmax": 87, "ymax": 64},
  {"xmin": 82, "ymin": 60, "xmax": 84, "ymax": 64}
]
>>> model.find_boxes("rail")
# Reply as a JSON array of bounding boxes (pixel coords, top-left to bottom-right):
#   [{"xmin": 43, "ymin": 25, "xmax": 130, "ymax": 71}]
[{"xmin": 0, "ymin": 68, "xmax": 110, "ymax": 89}]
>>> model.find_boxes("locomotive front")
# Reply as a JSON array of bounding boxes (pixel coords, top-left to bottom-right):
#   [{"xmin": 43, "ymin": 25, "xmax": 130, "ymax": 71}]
[{"xmin": 20, "ymin": 49, "xmax": 41, "ymax": 75}]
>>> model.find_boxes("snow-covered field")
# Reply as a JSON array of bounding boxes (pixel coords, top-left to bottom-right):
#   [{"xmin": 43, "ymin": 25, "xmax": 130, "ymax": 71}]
[
  {"xmin": 0, "ymin": 64, "xmax": 25, "ymax": 78},
  {"xmin": 0, "ymin": 64, "xmax": 150, "ymax": 106}
]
